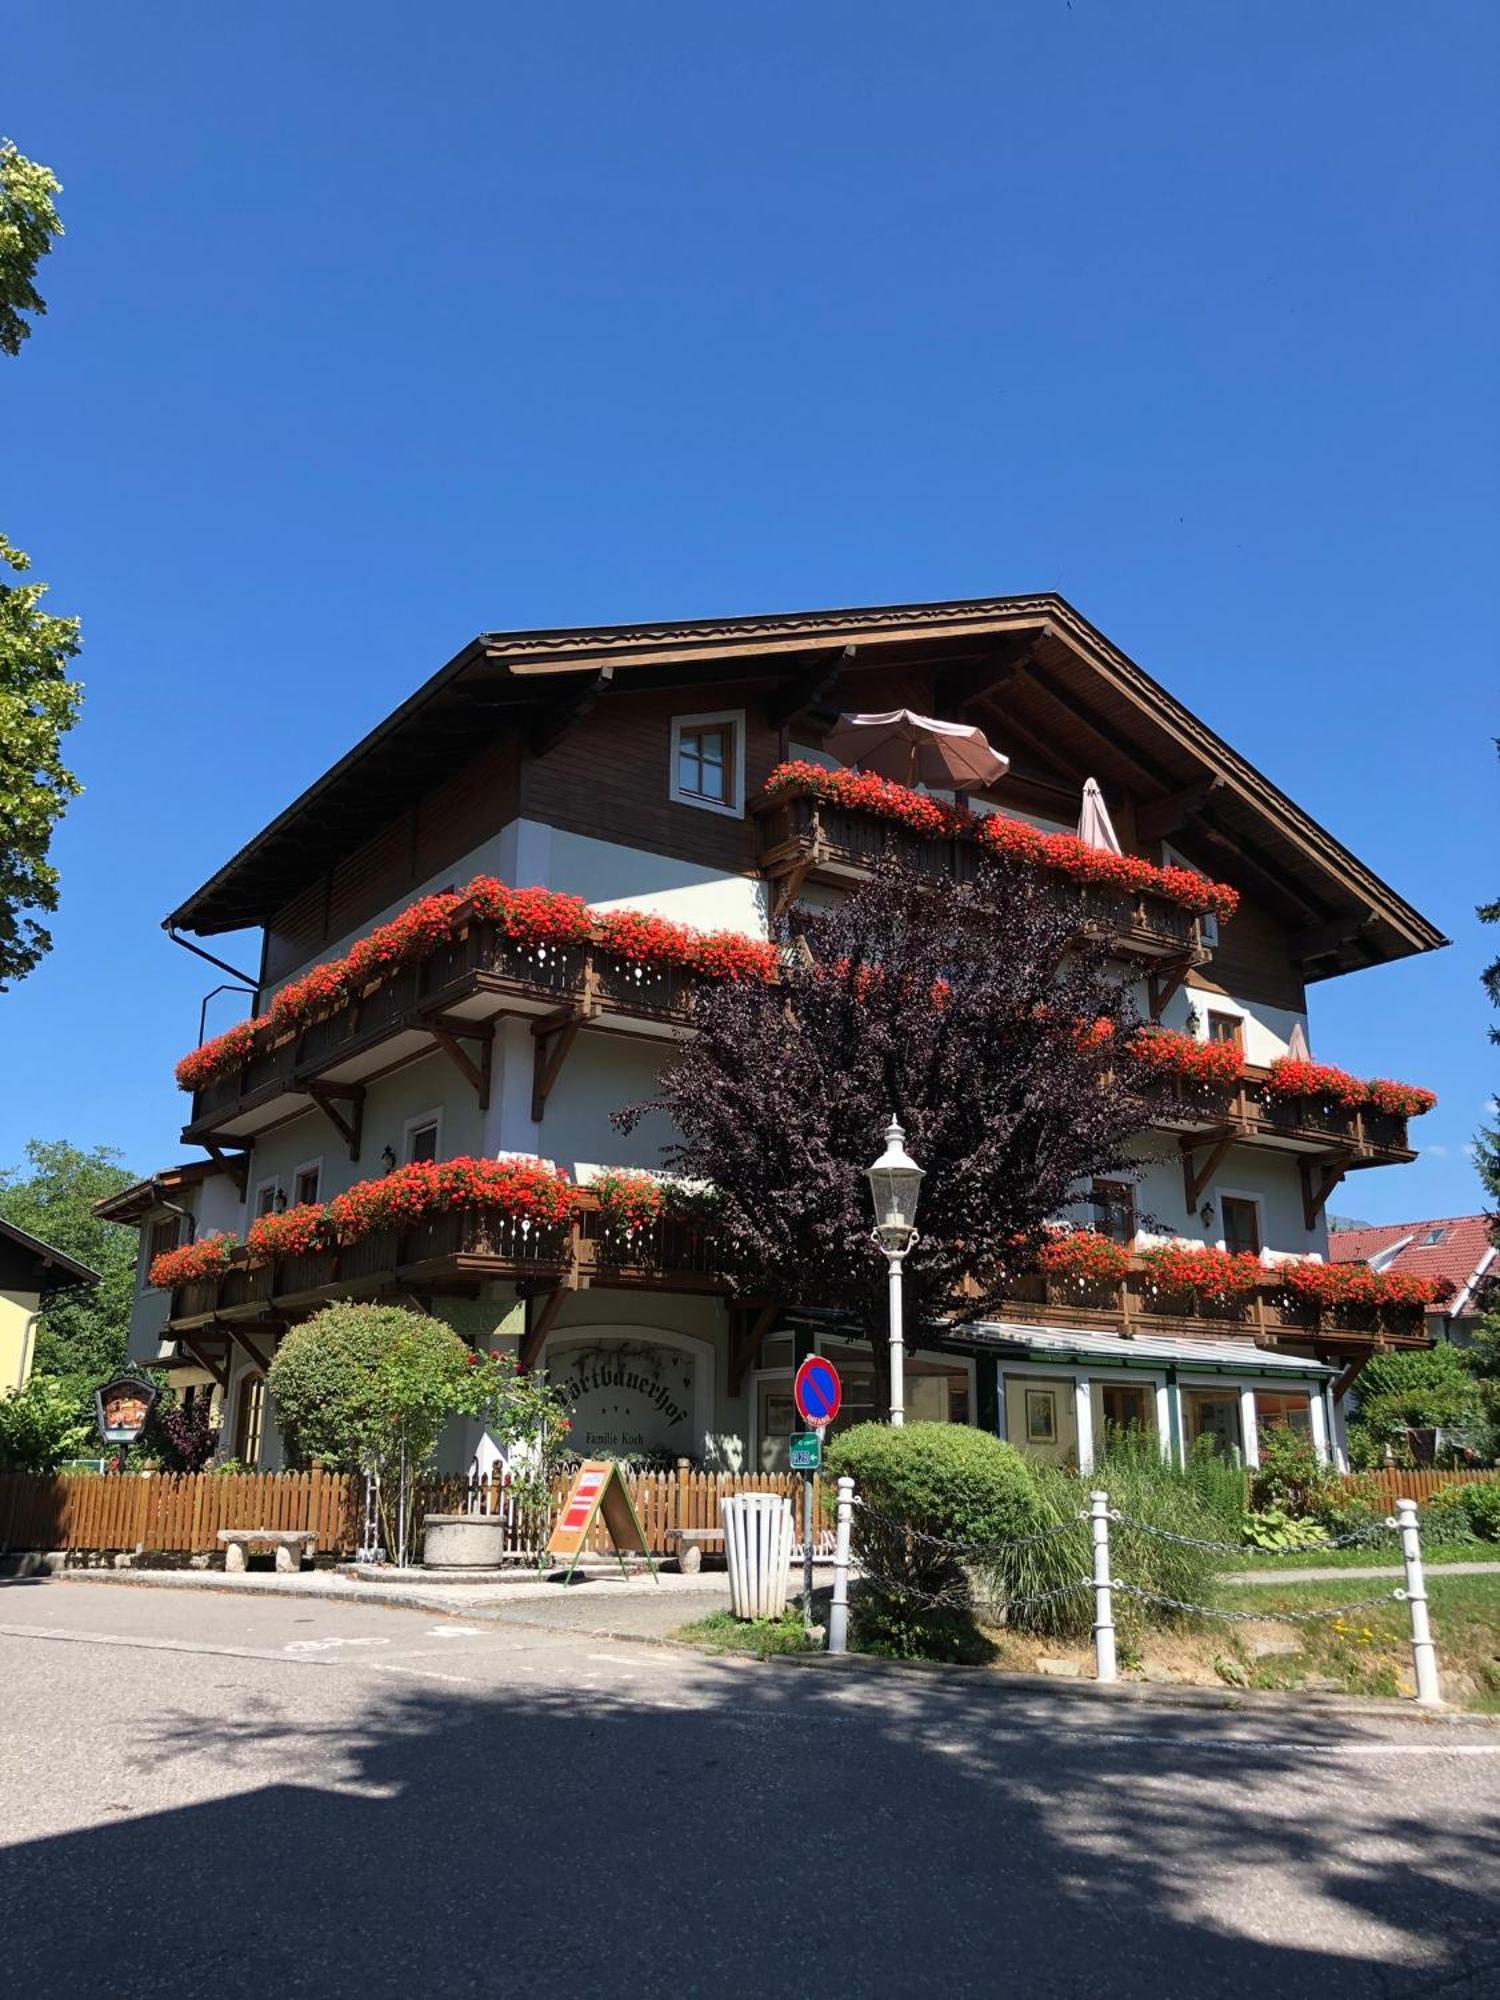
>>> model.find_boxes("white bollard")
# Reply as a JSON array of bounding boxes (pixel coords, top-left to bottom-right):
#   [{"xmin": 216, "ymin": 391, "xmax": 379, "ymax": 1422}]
[
  {"xmin": 829, "ymin": 1476, "xmax": 855, "ymax": 1654},
  {"xmin": 1090, "ymin": 1489, "xmax": 1117, "ymax": 1684},
  {"xmin": 722, "ymin": 1493, "xmax": 794, "ymax": 1620},
  {"xmin": 1394, "ymin": 1497, "xmax": 1442, "ymax": 1707}
]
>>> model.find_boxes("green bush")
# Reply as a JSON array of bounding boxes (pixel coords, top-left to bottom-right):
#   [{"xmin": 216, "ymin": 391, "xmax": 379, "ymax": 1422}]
[
  {"xmin": 0, "ymin": 1374, "xmax": 92, "ymax": 1472},
  {"xmin": 268, "ymin": 1301, "xmax": 471, "ymax": 1472},
  {"xmin": 1459, "ymin": 1482, "xmax": 1500, "ymax": 1542},
  {"xmin": 826, "ymin": 1422, "xmax": 1043, "ymax": 1659},
  {"xmin": 1251, "ymin": 1424, "xmax": 1330, "ymax": 1516}
]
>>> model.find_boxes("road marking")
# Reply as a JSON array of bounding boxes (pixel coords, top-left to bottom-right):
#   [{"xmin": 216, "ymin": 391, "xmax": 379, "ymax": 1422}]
[
  {"xmin": 284, "ymin": 1635, "xmax": 391, "ymax": 1653},
  {"xmin": 426, "ymin": 1626, "xmax": 482, "ymax": 1639},
  {"xmin": 366, "ymin": 1661, "xmax": 480, "ymax": 1686}
]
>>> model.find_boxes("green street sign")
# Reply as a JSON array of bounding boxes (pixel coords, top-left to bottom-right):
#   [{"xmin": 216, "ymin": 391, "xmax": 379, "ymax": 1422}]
[{"xmin": 789, "ymin": 1430, "xmax": 823, "ymax": 1472}]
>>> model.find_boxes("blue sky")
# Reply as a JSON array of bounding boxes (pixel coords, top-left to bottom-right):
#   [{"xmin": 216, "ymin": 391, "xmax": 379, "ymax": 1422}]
[{"xmin": 4, "ymin": 2, "xmax": 1496, "ymax": 1221}]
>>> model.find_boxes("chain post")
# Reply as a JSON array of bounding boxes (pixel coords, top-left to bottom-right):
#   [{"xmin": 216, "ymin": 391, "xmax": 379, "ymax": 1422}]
[
  {"xmin": 1089, "ymin": 1490, "xmax": 1117, "ymax": 1683},
  {"xmin": 829, "ymin": 1477, "xmax": 855, "ymax": 1654},
  {"xmin": 1394, "ymin": 1498, "xmax": 1442, "ymax": 1707}
]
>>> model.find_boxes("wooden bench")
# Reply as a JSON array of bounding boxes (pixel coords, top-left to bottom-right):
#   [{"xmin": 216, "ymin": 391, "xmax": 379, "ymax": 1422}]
[{"xmin": 218, "ymin": 1528, "xmax": 317, "ymax": 1574}]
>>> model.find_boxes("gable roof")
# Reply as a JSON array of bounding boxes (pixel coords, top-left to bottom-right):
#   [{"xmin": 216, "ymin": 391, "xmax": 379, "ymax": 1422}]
[
  {"xmin": 1329, "ymin": 1215, "xmax": 1496, "ymax": 1314},
  {"xmin": 163, "ymin": 591, "xmax": 1447, "ymax": 979},
  {"xmin": 92, "ymin": 1160, "xmax": 222, "ymax": 1228},
  {"xmin": 0, "ymin": 1216, "xmax": 100, "ymax": 1291}
]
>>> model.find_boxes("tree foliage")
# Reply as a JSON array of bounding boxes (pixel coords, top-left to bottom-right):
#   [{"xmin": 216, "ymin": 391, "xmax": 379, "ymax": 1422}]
[
  {"xmin": 0, "ymin": 139, "xmax": 61, "ymax": 356},
  {"xmin": 0, "ymin": 1139, "xmax": 135, "ymax": 1386},
  {"xmin": 0, "ymin": 1373, "xmax": 93, "ymax": 1472},
  {"xmin": 0, "ymin": 140, "xmax": 80, "ymax": 988},
  {"xmin": 624, "ymin": 860, "xmax": 1149, "ymax": 1407}
]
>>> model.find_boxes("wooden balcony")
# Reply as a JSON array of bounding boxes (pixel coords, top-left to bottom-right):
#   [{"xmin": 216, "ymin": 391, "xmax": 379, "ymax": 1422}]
[
  {"xmin": 986, "ymin": 1267, "xmax": 1429, "ymax": 1349},
  {"xmin": 182, "ymin": 918, "xmax": 706, "ymax": 1150},
  {"xmin": 752, "ymin": 792, "xmax": 1210, "ymax": 963},
  {"xmin": 1143, "ymin": 1068, "xmax": 1417, "ymax": 1175},
  {"xmin": 163, "ymin": 1194, "xmax": 726, "ymax": 1339}
]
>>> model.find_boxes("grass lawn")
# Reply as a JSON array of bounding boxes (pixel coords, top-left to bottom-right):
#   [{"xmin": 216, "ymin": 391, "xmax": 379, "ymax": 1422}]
[
  {"xmin": 675, "ymin": 1607, "xmax": 823, "ymax": 1659},
  {"xmin": 1210, "ymin": 1572, "xmax": 1500, "ymax": 1710},
  {"xmin": 1225, "ymin": 1540, "xmax": 1495, "ymax": 1572}
]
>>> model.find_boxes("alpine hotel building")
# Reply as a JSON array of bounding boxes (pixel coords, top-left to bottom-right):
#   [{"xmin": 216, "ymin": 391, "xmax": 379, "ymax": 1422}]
[{"xmin": 101, "ymin": 596, "xmax": 1447, "ymax": 1477}]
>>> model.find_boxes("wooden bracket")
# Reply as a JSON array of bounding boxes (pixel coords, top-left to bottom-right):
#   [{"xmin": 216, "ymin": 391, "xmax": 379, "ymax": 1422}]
[
  {"xmin": 1136, "ymin": 776, "xmax": 1224, "ymax": 842},
  {"xmin": 430, "ymin": 1021, "xmax": 493, "ymax": 1112},
  {"xmin": 1148, "ymin": 957, "xmax": 1194, "ymax": 1022},
  {"xmin": 518, "ymin": 1287, "xmax": 567, "ymax": 1372},
  {"xmin": 729, "ymin": 1302, "xmax": 781, "ymax": 1398},
  {"xmin": 1180, "ymin": 1128, "xmax": 1237, "ymax": 1213},
  {"xmin": 1331, "ymin": 1354, "xmax": 1371, "ymax": 1405},
  {"xmin": 1300, "ymin": 1155, "xmax": 1348, "ymax": 1232},
  {"xmin": 176, "ymin": 1333, "xmax": 229, "ymax": 1391},
  {"xmin": 308, "ymin": 1083, "xmax": 365, "ymax": 1161},
  {"xmin": 765, "ymin": 644, "xmax": 855, "ymax": 728},
  {"xmin": 770, "ymin": 856, "xmax": 814, "ymax": 923},
  {"xmin": 530, "ymin": 665, "xmax": 615, "ymax": 759},
  {"xmin": 223, "ymin": 1323, "xmax": 277, "ymax": 1373},
  {"xmin": 201, "ymin": 1142, "xmax": 249, "ymax": 1196},
  {"xmin": 531, "ymin": 1010, "xmax": 582, "ymax": 1123}
]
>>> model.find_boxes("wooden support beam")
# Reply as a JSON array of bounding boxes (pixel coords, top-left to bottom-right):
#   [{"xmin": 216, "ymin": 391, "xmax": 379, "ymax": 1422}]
[
  {"xmin": 730, "ymin": 1302, "xmax": 781, "ymax": 1397},
  {"xmin": 518, "ymin": 1287, "xmax": 568, "ymax": 1373},
  {"xmin": 932, "ymin": 646, "xmax": 1030, "ymax": 717},
  {"xmin": 224, "ymin": 1324, "xmax": 276, "ymax": 1373},
  {"xmin": 977, "ymin": 702, "xmax": 1089, "ymax": 785},
  {"xmin": 765, "ymin": 644, "xmax": 855, "ymax": 728},
  {"xmin": 1300, "ymin": 1155, "xmax": 1348, "ymax": 1232},
  {"xmin": 1023, "ymin": 663, "xmax": 1181, "ymax": 792},
  {"xmin": 529, "ymin": 665, "xmax": 615, "ymax": 758},
  {"xmin": 202, "ymin": 1142, "xmax": 249, "ymax": 1195},
  {"xmin": 430, "ymin": 1023, "xmax": 493, "ymax": 1112},
  {"xmin": 1292, "ymin": 908, "xmax": 1379, "ymax": 968},
  {"xmin": 1148, "ymin": 957, "xmax": 1194, "ymax": 1021},
  {"xmin": 1190, "ymin": 809, "xmax": 1326, "ymax": 922},
  {"xmin": 531, "ymin": 1011, "xmax": 582, "ymax": 1123},
  {"xmin": 308, "ymin": 1083, "xmax": 365, "ymax": 1161},
  {"xmin": 1136, "ymin": 776, "xmax": 1224, "ymax": 842},
  {"xmin": 769, "ymin": 855, "xmax": 814, "ymax": 922},
  {"xmin": 1331, "ymin": 1353, "xmax": 1371, "ymax": 1405},
  {"xmin": 1180, "ymin": 1129, "xmax": 1237, "ymax": 1213},
  {"xmin": 176, "ymin": 1333, "xmax": 229, "ymax": 1390}
]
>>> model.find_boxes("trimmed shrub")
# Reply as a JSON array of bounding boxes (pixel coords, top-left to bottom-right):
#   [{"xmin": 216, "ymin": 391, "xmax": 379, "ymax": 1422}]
[
  {"xmin": 1459, "ymin": 1482, "xmax": 1500, "ymax": 1542},
  {"xmin": 826, "ymin": 1422, "xmax": 1044, "ymax": 1659},
  {"xmin": 268, "ymin": 1300, "xmax": 470, "ymax": 1472}
]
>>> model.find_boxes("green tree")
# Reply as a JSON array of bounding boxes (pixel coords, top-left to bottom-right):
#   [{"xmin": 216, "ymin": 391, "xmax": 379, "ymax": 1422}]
[
  {"xmin": 0, "ymin": 1373, "xmax": 93, "ymax": 1472},
  {"xmin": 0, "ymin": 140, "xmax": 81, "ymax": 989},
  {"xmin": 0, "ymin": 1140, "xmax": 135, "ymax": 1386},
  {"xmin": 1348, "ymin": 1344, "xmax": 1487, "ymax": 1463}
]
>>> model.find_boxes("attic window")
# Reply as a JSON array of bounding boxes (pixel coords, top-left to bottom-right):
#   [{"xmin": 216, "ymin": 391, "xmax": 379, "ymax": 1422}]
[
  {"xmin": 671, "ymin": 712, "xmax": 744, "ymax": 819},
  {"xmin": 1420, "ymin": 1227, "xmax": 1450, "ymax": 1246}
]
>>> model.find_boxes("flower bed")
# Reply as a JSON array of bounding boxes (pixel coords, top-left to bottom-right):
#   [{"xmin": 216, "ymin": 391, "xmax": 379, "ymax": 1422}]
[
  {"xmin": 1261, "ymin": 1058, "xmax": 1436, "ymax": 1120},
  {"xmin": 1036, "ymin": 1229, "xmax": 1133, "ymax": 1287},
  {"xmin": 147, "ymin": 1233, "xmax": 240, "ymax": 1290},
  {"xmin": 761, "ymin": 762, "xmax": 1240, "ymax": 922},
  {"xmin": 175, "ymin": 878, "xmax": 778, "ymax": 1093},
  {"xmin": 1277, "ymin": 1262, "xmax": 1451, "ymax": 1312},
  {"xmin": 1130, "ymin": 1028, "xmax": 1245, "ymax": 1090},
  {"xmin": 1137, "ymin": 1242, "xmax": 1264, "ymax": 1303}
]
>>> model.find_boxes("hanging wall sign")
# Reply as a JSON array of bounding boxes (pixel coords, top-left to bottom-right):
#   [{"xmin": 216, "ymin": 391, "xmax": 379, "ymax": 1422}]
[
  {"xmin": 551, "ymin": 1340, "xmax": 695, "ymax": 1460},
  {"xmin": 95, "ymin": 1372, "xmax": 160, "ymax": 1448}
]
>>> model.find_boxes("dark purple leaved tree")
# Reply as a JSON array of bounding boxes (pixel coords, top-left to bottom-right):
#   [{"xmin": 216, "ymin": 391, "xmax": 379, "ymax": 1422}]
[
  {"xmin": 156, "ymin": 1397, "xmax": 220, "ymax": 1473},
  {"xmin": 621, "ymin": 858, "xmax": 1152, "ymax": 1414}
]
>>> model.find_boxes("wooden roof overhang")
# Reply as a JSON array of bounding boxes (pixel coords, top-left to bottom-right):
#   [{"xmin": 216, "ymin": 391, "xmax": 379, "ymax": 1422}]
[{"xmin": 164, "ymin": 594, "xmax": 1446, "ymax": 981}]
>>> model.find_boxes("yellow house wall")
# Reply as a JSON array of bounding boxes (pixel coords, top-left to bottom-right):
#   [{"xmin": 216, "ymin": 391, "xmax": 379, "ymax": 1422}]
[{"xmin": 1, "ymin": 1287, "xmax": 43, "ymax": 1394}]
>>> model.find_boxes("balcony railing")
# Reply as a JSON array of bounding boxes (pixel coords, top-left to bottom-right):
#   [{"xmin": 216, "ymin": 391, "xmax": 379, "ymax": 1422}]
[
  {"xmin": 752, "ymin": 792, "xmax": 1210, "ymax": 961},
  {"xmin": 183, "ymin": 919, "xmax": 706, "ymax": 1140},
  {"xmin": 987, "ymin": 1265, "xmax": 1429, "ymax": 1346},
  {"xmin": 1140, "ymin": 1068, "xmax": 1417, "ymax": 1166},
  {"xmin": 164, "ymin": 1195, "xmax": 723, "ymax": 1328}
]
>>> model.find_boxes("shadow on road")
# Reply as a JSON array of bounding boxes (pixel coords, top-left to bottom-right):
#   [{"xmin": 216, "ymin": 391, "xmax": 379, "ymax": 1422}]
[{"xmin": 4, "ymin": 1659, "xmax": 1497, "ymax": 1997}]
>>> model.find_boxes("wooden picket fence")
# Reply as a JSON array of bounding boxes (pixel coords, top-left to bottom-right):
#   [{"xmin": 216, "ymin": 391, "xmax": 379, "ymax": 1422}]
[
  {"xmin": 1341, "ymin": 1466, "xmax": 1500, "ymax": 1509},
  {"xmin": 0, "ymin": 1465, "xmax": 825, "ymax": 1561}
]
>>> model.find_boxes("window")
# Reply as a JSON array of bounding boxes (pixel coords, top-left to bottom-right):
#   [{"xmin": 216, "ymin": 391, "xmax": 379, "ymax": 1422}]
[
  {"xmin": 404, "ymin": 1110, "xmax": 442, "ymax": 1164},
  {"xmin": 1184, "ymin": 1389, "xmax": 1241, "ymax": 1457},
  {"xmin": 293, "ymin": 1159, "xmax": 322, "ymax": 1207},
  {"xmin": 1091, "ymin": 1179, "xmax": 1136, "ymax": 1246},
  {"xmin": 1207, "ymin": 1010, "xmax": 1243, "ymax": 1050},
  {"xmin": 254, "ymin": 1179, "xmax": 279, "ymax": 1218},
  {"xmin": 148, "ymin": 1216, "xmax": 182, "ymax": 1264},
  {"xmin": 1255, "ymin": 1390, "xmax": 1311, "ymax": 1438},
  {"xmin": 1101, "ymin": 1383, "xmax": 1153, "ymax": 1434},
  {"xmin": 234, "ymin": 1375, "xmax": 266, "ymax": 1465},
  {"xmin": 1420, "ymin": 1227, "xmax": 1450, "ymax": 1247},
  {"xmin": 1221, "ymin": 1195, "xmax": 1262, "ymax": 1258},
  {"xmin": 670, "ymin": 711, "xmax": 744, "ymax": 817}
]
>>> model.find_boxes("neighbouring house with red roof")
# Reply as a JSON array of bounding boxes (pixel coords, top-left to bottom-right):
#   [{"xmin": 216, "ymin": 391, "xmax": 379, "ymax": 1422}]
[{"xmin": 1329, "ymin": 1215, "xmax": 1497, "ymax": 1345}]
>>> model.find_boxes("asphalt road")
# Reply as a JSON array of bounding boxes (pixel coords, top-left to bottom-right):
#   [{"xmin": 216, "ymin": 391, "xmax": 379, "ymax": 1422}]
[{"xmin": 2, "ymin": 1576, "xmax": 1498, "ymax": 1999}]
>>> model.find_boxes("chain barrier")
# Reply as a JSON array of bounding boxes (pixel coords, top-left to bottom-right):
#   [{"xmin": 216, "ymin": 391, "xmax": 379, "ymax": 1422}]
[
  {"xmin": 852, "ymin": 1495, "xmax": 1089, "ymax": 1556},
  {"xmin": 1110, "ymin": 1579, "xmax": 1405, "ymax": 1626},
  {"xmin": 856, "ymin": 1564, "xmax": 1095, "ymax": 1614},
  {"xmin": 1105, "ymin": 1510, "xmax": 1400, "ymax": 1557}
]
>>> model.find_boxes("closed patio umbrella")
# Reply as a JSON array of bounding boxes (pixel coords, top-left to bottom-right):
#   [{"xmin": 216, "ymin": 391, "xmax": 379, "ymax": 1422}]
[
  {"xmin": 822, "ymin": 709, "xmax": 1009, "ymax": 791},
  {"xmin": 1286, "ymin": 1021, "xmax": 1312, "ymax": 1063},
  {"xmin": 1077, "ymin": 777, "xmax": 1122, "ymax": 854}
]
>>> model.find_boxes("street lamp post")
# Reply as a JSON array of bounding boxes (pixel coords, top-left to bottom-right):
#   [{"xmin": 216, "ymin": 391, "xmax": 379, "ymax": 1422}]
[{"xmin": 866, "ymin": 1116, "xmax": 924, "ymax": 1427}]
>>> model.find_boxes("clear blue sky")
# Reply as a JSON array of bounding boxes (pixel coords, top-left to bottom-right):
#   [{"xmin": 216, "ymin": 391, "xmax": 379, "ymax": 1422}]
[{"xmin": 4, "ymin": 3, "xmax": 1496, "ymax": 1222}]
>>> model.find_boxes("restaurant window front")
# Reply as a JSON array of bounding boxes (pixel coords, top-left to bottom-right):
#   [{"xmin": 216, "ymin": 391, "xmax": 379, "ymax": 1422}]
[{"xmin": 1184, "ymin": 1389, "xmax": 1242, "ymax": 1458}]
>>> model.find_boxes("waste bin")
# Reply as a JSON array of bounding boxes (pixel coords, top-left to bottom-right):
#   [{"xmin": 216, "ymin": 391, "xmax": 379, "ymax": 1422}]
[{"xmin": 721, "ymin": 1492, "xmax": 794, "ymax": 1620}]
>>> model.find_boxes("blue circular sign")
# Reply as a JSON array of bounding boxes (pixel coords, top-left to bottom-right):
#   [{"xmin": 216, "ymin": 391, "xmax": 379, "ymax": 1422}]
[{"xmin": 794, "ymin": 1355, "xmax": 842, "ymax": 1426}]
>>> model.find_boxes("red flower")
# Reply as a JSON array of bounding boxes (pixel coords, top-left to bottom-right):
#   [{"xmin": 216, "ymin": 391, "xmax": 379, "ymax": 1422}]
[
  {"xmin": 148, "ymin": 1232, "xmax": 240, "ymax": 1290},
  {"xmin": 1138, "ymin": 1242, "xmax": 1263, "ymax": 1302},
  {"xmin": 1037, "ymin": 1229, "xmax": 1132, "ymax": 1285},
  {"xmin": 1277, "ymin": 1262, "xmax": 1447, "ymax": 1311},
  {"xmin": 1130, "ymin": 1029, "xmax": 1244, "ymax": 1090},
  {"xmin": 1262, "ymin": 1059, "xmax": 1435, "ymax": 1119},
  {"xmin": 246, "ymin": 1204, "xmax": 330, "ymax": 1263}
]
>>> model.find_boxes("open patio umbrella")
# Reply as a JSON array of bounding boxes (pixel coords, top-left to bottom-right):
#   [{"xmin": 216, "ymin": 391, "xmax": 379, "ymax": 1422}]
[
  {"xmin": 821, "ymin": 709, "xmax": 1009, "ymax": 791},
  {"xmin": 1077, "ymin": 777, "xmax": 1122, "ymax": 855}
]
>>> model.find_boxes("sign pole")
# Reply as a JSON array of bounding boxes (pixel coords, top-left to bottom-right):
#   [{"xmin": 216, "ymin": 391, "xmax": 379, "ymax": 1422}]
[
  {"xmin": 792, "ymin": 1359, "xmax": 841, "ymax": 1637},
  {"xmin": 802, "ymin": 1460, "xmax": 815, "ymax": 1636}
]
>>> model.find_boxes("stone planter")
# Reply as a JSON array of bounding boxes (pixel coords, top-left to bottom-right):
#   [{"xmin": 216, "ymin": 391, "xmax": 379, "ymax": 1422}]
[{"xmin": 422, "ymin": 1513, "xmax": 508, "ymax": 1568}]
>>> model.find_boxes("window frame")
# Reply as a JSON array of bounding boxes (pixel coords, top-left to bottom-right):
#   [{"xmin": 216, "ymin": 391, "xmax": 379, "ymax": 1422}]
[
  {"xmin": 292, "ymin": 1156, "xmax": 323, "ymax": 1209},
  {"xmin": 1090, "ymin": 1177, "xmax": 1137, "ymax": 1247},
  {"xmin": 1216, "ymin": 1189, "xmax": 1265, "ymax": 1259},
  {"xmin": 1206, "ymin": 1009, "xmax": 1244, "ymax": 1052},
  {"xmin": 669, "ymin": 710, "xmax": 746, "ymax": 820},
  {"xmin": 253, "ymin": 1176, "xmax": 280, "ymax": 1219},
  {"xmin": 403, "ymin": 1107, "xmax": 443, "ymax": 1165}
]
